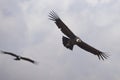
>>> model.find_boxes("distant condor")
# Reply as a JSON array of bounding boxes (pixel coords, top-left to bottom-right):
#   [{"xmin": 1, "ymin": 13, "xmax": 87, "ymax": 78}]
[
  {"xmin": 1, "ymin": 50, "xmax": 38, "ymax": 64},
  {"xmin": 49, "ymin": 11, "xmax": 108, "ymax": 60}
]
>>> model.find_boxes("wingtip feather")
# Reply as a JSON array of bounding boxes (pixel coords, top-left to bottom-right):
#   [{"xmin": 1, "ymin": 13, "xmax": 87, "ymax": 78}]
[
  {"xmin": 97, "ymin": 52, "xmax": 109, "ymax": 60},
  {"xmin": 48, "ymin": 10, "xmax": 59, "ymax": 21},
  {"xmin": 33, "ymin": 61, "xmax": 39, "ymax": 65}
]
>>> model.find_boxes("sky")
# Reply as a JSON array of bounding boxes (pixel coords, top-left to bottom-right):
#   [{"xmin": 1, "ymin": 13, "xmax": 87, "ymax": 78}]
[{"xmin": 0, "ymin": 0, "xmax": 120, "ymax": 80}]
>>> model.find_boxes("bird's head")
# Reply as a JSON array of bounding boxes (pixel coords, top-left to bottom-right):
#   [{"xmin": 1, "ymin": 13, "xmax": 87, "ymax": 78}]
[
  {"xmin": 76, "ymin": 37, "xmax": 82, "ymax": 43},
  {"xmin": 14, "ymin": 56, "xmax": 21, "ymax": 60}
]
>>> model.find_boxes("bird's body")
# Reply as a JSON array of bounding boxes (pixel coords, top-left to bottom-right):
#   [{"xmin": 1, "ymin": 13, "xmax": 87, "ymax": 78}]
[
  {"xmin": 0, "ymin": 50, "xmax": 38, "ymax": 64},
  {"xmin": 62, "ymin": 36, "xmax": 81, "ymax": 50},
  {"xmin": 49, "ymin": 11, "xmax": 108, "ymax": 60}
]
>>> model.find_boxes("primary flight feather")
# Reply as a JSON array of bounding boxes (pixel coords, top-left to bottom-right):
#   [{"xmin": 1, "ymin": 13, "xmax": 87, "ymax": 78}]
[{"xmin": 49, "ymin": 11, "xmax": 108, "ymax": 60}]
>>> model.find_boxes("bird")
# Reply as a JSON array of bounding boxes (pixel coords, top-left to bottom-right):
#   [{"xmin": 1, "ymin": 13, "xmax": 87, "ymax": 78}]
[
  {"xmin": 48, "ymin": 11, "xmax": 108, "ymax": 60},
  {"xmin": 0, "ymin": 50, "xmax": 38, "ymax": 64}
]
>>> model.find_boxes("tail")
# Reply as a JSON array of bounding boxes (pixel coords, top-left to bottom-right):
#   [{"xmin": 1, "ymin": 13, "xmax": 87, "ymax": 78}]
[{"xmin": 62, "ymin": 36, "xmax": 74, "ymax": 50}]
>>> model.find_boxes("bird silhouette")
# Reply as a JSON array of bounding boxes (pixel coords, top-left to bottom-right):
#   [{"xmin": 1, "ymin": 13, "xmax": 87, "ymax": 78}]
[
  {"xmin": 49, "ymin": 11, "xmax": 108, "ymax": 60},
  {"xmin": 1, "ymin": 50, "xmax": 38, "ymax": 64}
]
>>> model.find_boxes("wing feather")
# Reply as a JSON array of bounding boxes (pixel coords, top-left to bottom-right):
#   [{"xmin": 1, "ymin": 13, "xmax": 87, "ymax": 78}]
[
  {"xmin": 49, "ymin": 11, "xmax": 76, "ymax": 39},
  {"xmin": 77, "ymin": 41, "xmax": 108, "ymax": 60},
  {"xmin": 21, "ymin": 57, "xmax": 38, "ymax": 64},
  {"xmin": 1, "ymin": 51, "xmax": 18, "ymax": 57}
]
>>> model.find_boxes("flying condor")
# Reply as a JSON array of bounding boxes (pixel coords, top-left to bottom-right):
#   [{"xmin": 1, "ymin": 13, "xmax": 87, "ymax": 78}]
[
  {"xmin": 48, "ymin": 11, "xmax": 108, "ymax": 60},
  {"xmin": 1, "ymin": 50, "xmax": 38, "ymax": 64}
]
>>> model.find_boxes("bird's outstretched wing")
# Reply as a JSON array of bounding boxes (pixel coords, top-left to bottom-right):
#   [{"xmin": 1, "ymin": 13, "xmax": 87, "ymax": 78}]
[
  {"xmin": 21, "ymin": 57, "xmax": 38, "ymax": 64},
  {"xmin": 1, "ymin": 50, "xmax": 18, "ymax": 57},
  {"xmin": 49, "ymin": 11, "xmax": 76, "ymax": 39},
  {"xmin": 77, "ymin": 41, "xmax": 108, "ymax": 60}
]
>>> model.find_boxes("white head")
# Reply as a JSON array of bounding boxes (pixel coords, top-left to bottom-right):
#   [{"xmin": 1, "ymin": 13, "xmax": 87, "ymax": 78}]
[{"xmin": 76, "ymin": 38, "xmax": 81, "ymax": 43}]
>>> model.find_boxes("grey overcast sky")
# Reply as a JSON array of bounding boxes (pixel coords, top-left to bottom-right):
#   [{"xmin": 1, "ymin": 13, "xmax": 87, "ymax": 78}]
[{"xmin": 0, "ymin": 0, "xmax": 120, "ymax": 80}]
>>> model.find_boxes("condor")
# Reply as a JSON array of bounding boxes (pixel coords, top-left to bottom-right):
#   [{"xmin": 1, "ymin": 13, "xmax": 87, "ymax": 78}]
[
  {"xmin": 49, "ymin": 11, "xmax": 108, "ymax": 60},
  {"xmin": 1, "ymin": 50, "xmax": 38, "ymax": 64}
]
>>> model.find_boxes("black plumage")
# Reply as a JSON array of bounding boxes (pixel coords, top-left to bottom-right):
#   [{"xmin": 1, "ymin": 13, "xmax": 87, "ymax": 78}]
[
  {"xmin": 1, "ymin": 50, "xmax": 38, "ymax": 64},
  {"xmin": 49, "ymin": 11, "xmax": 108, "ymax": 60}
]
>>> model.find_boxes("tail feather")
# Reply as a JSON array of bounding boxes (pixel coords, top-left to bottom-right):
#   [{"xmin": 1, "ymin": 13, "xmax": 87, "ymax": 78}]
[{"xmin": 62, "ymin": 36, "xmax": 74, "ymax": 50}]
